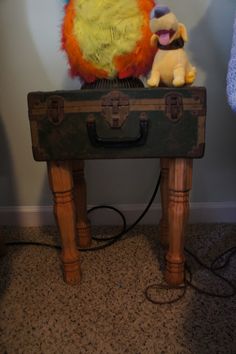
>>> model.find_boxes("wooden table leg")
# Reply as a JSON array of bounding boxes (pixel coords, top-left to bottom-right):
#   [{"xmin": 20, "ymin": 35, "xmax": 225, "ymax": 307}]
[
  {"xmin": 159, "ymin": 158, "xmax": 170, "ymax": 247},
  {"xmin": 47, "ymin": 161, "xmax": 81, "ymax": 285},
  {"xmin": 72, "ymin": 160, "xmax": 92, "ymax": 248},
  {"xmin": 165, "ymin": 158, "xmax": 193, "ymax": 286}
]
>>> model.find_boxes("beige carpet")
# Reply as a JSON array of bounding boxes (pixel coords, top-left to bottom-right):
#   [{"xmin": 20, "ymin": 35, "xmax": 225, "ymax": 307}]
[{"xmin": 0, "ymin": 224, "xmax": 235, "ymax": 354}]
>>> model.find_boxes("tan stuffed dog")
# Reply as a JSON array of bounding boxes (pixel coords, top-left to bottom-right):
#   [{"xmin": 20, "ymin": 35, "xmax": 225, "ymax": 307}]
[{"xmin": 147, "ymin": 5, "xmax": 196, "ymax": 87}]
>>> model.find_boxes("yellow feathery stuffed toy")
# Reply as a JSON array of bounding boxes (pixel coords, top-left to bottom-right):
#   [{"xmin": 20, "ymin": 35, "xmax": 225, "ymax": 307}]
[
  {"xmin": 62, "ymin": 0, "xmax": 156, "ymax": 83},
  {"xmin": 147, "ymin": 5, "xmax": 196, "ymax": 87}
]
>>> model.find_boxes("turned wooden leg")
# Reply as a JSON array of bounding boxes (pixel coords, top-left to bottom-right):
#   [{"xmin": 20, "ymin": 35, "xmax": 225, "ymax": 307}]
[
  {"xmin": 159, "ymin": 158, "xmax": 170, "ymax": 247},
  {"xmin": 47, "ymin": 161, "xmax": 81, "ymax": 285},
  {"xmin": 165, "ymin": 158, "xmax": 193, "ymax": 286},
  {"xmin": 72, "ymin": 160, "xmax": 92, "ymax": 248}
]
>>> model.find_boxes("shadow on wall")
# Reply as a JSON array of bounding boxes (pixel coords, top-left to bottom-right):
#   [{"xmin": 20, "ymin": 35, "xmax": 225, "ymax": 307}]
[
  {"xmin": 0, "ymin": 116, "xmax": 17, "ymax": 312},
  {"xmin": 0, "ymin": 0, "xmax": 57, "ymax": 216},
  {"xmin": 21, "ymin": 0, "xmax": 64, "ymax": 222},
  {"xmin": 0, "ymin": 0, "xmax": 66, "ymax": 302},
  {"xmin": 0, "ymin": 116, "xmax": 19, "ymax": 221},
  {"xmin": 187, "ymin": 0, "xmax": 236, "ymax": 203},
  {"xmin": 182, "ymin": 1, "xmax": 236, "ymax": 352}
]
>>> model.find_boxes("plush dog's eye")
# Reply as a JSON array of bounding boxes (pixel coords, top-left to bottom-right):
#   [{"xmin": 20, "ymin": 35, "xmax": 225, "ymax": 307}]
[
  {"xmin": 150, "ymin": 6, "xmax": 157, "ymax": 19},
  {"xmin": 150, "ymin": 5, "xmax": 170, "ymax": 19}
]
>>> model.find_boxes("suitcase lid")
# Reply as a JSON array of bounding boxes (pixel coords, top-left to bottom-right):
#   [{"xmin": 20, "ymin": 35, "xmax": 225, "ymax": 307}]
[{"xmin": 28, "ymin": 86, "xmax": 206, "ymax": 129}]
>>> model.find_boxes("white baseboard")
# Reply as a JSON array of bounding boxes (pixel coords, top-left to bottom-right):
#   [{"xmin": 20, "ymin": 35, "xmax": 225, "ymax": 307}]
[
  {"xmin": 0, "ymin": 206, "xmax": 55, "ymax": 227},
  {"xmin": 0, "ymin": 202, "xmax": 236, "ymax": 226}
]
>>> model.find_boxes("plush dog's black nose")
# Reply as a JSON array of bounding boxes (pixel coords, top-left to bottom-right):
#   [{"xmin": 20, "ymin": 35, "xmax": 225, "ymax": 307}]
[{"xmin": 151, "ymin": 5, "xmax": 171, "ymax": 19}]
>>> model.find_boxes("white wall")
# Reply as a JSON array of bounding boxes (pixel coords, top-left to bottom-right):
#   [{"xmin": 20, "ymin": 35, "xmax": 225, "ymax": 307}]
[{"xmin": 0, "ymin": 0, "xmax": 236, "ymax": 224}]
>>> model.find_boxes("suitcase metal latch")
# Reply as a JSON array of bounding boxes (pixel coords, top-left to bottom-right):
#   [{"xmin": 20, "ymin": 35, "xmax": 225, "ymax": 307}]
[
  {"xmin": 165, "ymin": 93, "xmax": 183, "ymax": 122},
  {"xmin": 101, "ymin": 91, "xmax": 130, "ymax": 128},
  {"xmin": 47, "ymin": 96, "xmax": 64, "ymax": 125}
]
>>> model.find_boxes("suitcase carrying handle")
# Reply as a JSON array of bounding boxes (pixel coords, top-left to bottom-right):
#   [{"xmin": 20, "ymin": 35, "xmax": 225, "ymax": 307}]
[{"xmin": 87, "ymin": 117, "xmax": 149, "ymax": 149}]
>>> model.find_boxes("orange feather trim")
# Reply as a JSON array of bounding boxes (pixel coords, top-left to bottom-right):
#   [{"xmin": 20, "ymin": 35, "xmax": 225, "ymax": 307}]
[
  {"xmin": 61, "ymin": 2, "xmax": 108, "ymax": 82},
  {"xmin": 115, "ymin": 0, "xmax": 156, "ymax": 79},
  {"xmin": 62, "ymin": 1, "xmax": 156, "ymax": 82}
]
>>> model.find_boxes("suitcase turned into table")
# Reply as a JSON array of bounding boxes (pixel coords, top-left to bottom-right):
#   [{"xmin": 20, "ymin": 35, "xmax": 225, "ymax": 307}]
[{"xmin": 27, "ymin": 79, "xmax": 206, "ymax": 286}]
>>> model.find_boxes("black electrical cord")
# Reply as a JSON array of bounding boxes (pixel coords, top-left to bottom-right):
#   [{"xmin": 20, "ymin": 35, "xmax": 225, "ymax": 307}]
[
  {"xmin": 88, "ymin": 205, "xmax": 127, "ymax": 242},
  {"xmin": 5, "ymin": 172, "xmax": 236, "ymax": 304},
  {"xmin": 5, "ymin": 173, "xmax": 161, "ymax": 252},
  {"xmin": 210, "ymin": 245, "xmax": 236, "ymax": 271},
  {"xmin": 82, "ymin": 172, "xmax": 162, "ymax": 251},
  {"xmin": 145, "ymin": 281, "xmax": 188, "ymax": 305},
  {"xmin": 144, "ymin": 247, "xmax": 236, "ymax": 305},
  {"xmin": 184, "ymin": 246, "xmax": 236, "ymax": 298}
]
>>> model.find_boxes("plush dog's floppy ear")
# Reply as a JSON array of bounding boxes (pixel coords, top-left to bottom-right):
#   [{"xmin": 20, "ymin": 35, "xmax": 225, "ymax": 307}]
[
  {"xmin": 178, "ymin": 23, "xmax": 188, "ymax": 42},
  {"xmin": 150, "ymin": 34, "xmax": 158, "ymax": 47}
]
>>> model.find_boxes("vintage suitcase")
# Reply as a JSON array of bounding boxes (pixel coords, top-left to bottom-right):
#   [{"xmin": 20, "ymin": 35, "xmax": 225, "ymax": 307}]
[{"xmin": 27, "ymin": 86, "xmax": 206, "ymax": 161}]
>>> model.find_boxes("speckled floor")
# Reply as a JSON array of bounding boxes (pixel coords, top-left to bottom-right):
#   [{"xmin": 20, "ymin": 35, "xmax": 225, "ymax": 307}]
[{"xmin": 0, "ymin": 224, "xmax": 235, "ymax": 354}]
